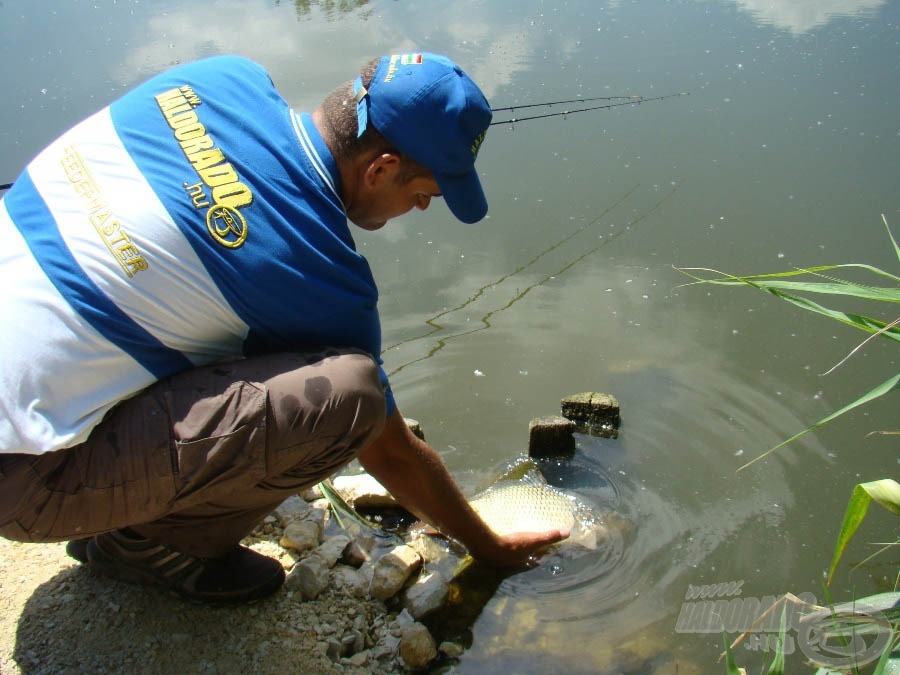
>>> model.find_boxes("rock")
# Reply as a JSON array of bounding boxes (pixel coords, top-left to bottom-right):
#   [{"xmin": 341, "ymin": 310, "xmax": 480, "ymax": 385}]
[
  {"xmin": 339, "ymin": 539, "xmax": 369, "ymax": 568},
  {"xmin": 286, "ymin": 554, "xmax": 330, "ymax": 600},
  {"xmin": 403, "ymin": 572, "xmax": 449, "ymax": 620},
  {"xmin": 439, "ymin": 641, "xmax": 465, "ymax": 658},
  {"xmin": 300, "ymin": 484, "xmax": 323, "ymax": 501},
  {"xmin": 330, "ymin": 565, "xmax": 368, "ymax": 599},
  {"xmin": 325, "ymin": 637, "xmax": 342, "ymax": 661},
  {"xmin": 406, "ymin": 531, "xmax": 453, "ymax": 564},
  {"xmin": 331, "ymin": 474, "xmax": 397, "ymax": 508},
  {"xmin": 370, "ymin": 633, "xmax": 400, "ymax": 662},
  {"xmin": 273, "ymin": 494, "xmax": 310, "ymax": 525},
  {"xmin": 560, "ymin": 392, "xmax": 620, "ymax": 437},
  {"xmin": 390, "ymin": 608, "xmax": 415, "ymax": 631},
  {"xmin": 399, "ymin": 622, "xmax": 437, "ymax": 669},
  {"xmin": 527, "ymin": 415, "xmax": 576, "ymax": 457},
  {"xmin": 314, "ymin": 535, "xmax": 350, "ymax": 567},
  {"xmin": 345, "ymin": 650, "xmax": 368, "ymax": 667},
  {"xmin": 369, "ymin": 545, "xmax": 422, "ymax": 601},
  {"xmin": 279, "ymin": 519, "xmax": 322, "ymax": 553},
  {"xmin": 340, "ymin": 632, "xmax": 357, "ymax": 655},
  {"xmin": 305, "ymin": 500, "xmax": 331, "ymax": 528}
]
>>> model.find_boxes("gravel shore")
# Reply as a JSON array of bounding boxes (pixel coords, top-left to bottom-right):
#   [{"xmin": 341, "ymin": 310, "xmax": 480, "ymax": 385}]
[{"xmin": 0, "ymin": 518, "xmax": 406, "ymax": 674}]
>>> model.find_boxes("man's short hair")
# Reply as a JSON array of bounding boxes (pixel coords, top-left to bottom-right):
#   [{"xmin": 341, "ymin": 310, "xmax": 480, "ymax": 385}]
[{"xmin": 320, "ymin": 58, "xmax": 430, "ymax": 183}]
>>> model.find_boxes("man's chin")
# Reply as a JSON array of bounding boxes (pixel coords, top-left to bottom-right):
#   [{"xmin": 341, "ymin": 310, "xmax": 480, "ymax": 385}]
[{"xmin": 349, "ymin": 217, "xmax": 387, "ymax": 231}]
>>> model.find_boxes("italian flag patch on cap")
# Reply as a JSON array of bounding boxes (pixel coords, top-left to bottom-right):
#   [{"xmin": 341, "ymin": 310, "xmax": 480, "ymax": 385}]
[{"xmin": 399, "ymin": 53, "xmax": 424, "ymax": 65}]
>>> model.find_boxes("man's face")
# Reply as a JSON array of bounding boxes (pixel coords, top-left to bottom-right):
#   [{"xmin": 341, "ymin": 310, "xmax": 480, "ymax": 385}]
[{"xmin": 346, "ymin": 154, "xmax": 443, "ymax": 231}]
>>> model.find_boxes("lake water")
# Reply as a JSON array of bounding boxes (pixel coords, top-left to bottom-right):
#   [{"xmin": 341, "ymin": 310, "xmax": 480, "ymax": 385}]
[{"xmin": 1, "ymin": 0, "xmax": 897, "ymax": 672}]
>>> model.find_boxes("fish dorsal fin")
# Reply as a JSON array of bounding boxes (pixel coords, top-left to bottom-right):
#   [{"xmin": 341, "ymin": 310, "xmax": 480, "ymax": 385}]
[
  {"xmin": 493, "ymin": 456, "xmax": 550, "ymax": 484},
  {"xmin": 517, "ymin": 467, "xmax": 550, "ymax": 488}
]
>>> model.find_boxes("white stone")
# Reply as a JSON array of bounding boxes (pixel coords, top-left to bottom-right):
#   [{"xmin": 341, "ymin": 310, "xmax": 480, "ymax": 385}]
[
  {"xmin": 287, "ymin": 554, "xmax": 330, "ymax": 600},
  {"xmin": 279, "ymin": 520, "xmax": 322, "ymax": 553},
  {"xmin": 315, "ymin": 535, "xmax": 350, "ymax": 567},
  {"xmin": 368, "ymin": 545, "xmax": 422, "ymax": 601},
  {"xmin": 332, "ymin": 474, "xmax": 397, "ymax": 508},
  {"xmin": 301, "ymin": 484, "xmax": 323, "ymax": 501},
  {"xmin": 330, "ymin": 565, "xmax": 368, "ymax": 599}
]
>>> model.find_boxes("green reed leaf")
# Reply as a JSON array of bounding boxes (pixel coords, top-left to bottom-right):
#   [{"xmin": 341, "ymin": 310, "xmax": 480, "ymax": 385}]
[{"xmin": 827, "ymin": 479, "xmax": 900, "ymax": 586}]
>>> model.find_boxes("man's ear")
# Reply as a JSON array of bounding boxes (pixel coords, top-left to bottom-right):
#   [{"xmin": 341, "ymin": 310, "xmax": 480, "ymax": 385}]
[{"xmin": 364, "ymin": 152, "xmax": 402, "ymax": 187}]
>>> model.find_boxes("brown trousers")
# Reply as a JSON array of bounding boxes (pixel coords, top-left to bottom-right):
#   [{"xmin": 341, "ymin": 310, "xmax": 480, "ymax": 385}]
[{"xmin": 0, "ymin": 349, "xmax": 386, "ymax": 557}]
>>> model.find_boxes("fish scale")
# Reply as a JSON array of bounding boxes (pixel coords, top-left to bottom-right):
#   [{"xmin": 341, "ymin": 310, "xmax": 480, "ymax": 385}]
[{"xmin": 469, "ymin": 481, "xmax": 598, "ymax": 549}]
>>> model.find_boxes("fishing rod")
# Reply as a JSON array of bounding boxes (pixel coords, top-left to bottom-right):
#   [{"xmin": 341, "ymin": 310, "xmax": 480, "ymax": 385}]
[
  {"xmin": 0, "ymin": 93, "xmax": 688, "ymax": 190},
  {"xmin": 490, "ymin": 94, "xmax": 639, "ymax": 113},
  {"xmin": 489, "ymin": 92, "xmax": 688, "ymax": 126}
]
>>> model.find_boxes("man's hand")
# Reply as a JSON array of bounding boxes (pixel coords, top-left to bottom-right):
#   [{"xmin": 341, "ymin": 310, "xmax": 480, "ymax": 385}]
[
  {"xmin": 468, "ymin": 528, "xmax": 570, "ymax": 568},
  {"xmin": 357, "ymin": 410, "xmax": 571, "ymax": 569}
]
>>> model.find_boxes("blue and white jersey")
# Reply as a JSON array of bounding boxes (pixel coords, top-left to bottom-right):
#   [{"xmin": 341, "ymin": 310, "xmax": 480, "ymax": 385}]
[{"xmin": 1, "ymin": 55, "xmax": 394, "ymax": 455}]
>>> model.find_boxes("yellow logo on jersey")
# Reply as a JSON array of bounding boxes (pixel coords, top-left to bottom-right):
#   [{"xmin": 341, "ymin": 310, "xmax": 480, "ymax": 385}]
[
  {"xmin": 207, "ymin": 204, "xmax": 247, "ymax": 248},
  {"xmin": 155, "ymin": 85, "xmax": 254, "ymax": 248},
  {"xmin": 61, "ymin": 145, "xmax": 148, "ymax": 277}
]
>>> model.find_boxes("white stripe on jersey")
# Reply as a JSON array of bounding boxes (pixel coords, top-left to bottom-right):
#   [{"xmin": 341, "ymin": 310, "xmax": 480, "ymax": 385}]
[
  {"xmin": 0, "ymin": 201, "xmax": 155, "ymax": 454},
  {"xmin": 27, "ymin": 107, "xmax": 249, "ymax": 364},
  {"xmin": 292, "ymin": 111, "xmax": 343, "ymax": 208}
]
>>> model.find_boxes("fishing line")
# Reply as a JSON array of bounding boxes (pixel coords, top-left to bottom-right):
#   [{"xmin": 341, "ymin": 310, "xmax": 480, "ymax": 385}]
[
  {"xmin": 386, "ymin": 183, "xmax": 680, "ymax": 378},
  {"xmin": 489, "ymin": 92, "xmax": 688, "ymax": 126}
]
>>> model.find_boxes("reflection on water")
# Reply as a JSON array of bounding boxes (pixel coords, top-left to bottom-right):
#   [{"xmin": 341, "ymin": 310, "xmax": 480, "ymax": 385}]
[
  {"xmin": 383, "ymin": 183, "xmax": 681, "ymax": 378},
  {"xmin": 719, "ymin": 0, "xmax": 888, "ymax": 34}
]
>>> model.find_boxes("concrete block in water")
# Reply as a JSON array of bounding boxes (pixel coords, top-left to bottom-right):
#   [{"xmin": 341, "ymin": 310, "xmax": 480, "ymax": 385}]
[
  {"xmin": 561, "ymin": 392, "xmax": 620, "ymax": 438},
  {"xmin": 528, "ymin": 415, "xmax": 576, "ymax": 457}
]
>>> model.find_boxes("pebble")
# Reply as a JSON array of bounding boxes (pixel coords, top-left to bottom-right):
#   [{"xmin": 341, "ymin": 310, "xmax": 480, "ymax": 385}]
[
  {"xmin": 403, "ymin": 572, "xmax": 449, "ymax": 620},
  {"xmin": 369, "ymin": 545, "xmax": 422, "ymax": 601},
  {"xmin": 399, "ymin": 621, "xmax": 437, "ymax": 669},
  {"xmin": 287, "ymin": 554, "xmax": 330, "ymax": 600},
  {"xmin": 280, "ymin": 519, "xmax": 322, "ymax": 553}
]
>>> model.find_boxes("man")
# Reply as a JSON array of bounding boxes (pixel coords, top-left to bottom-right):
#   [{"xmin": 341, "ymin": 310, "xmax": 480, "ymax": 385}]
[{"xmin": 0, "ymin": 53, "xmax": 565, "ymax": 603}]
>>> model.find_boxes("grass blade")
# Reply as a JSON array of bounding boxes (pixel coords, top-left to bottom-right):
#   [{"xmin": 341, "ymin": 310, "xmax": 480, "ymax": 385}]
[
  {"xmin": 677, "ymin": 263, "xmax": 900, "ymax": 292},
  {"xmin": 738, "ymin": 372, "xmax": 900, "ymax": 471},
  {"xmin": 827, "ymin": 479, "xmax": 900, "ymax": 586},
  {"xmin": 883, "ymin": 214, "xmax": 900, "ymax": 267},
  {"xmin": 722, "ymin": 631, "xmax": 741, "ymax": 675},
  {"xmin": 766, "ymin": 606, "xmax": 787, "ymax": 675}
]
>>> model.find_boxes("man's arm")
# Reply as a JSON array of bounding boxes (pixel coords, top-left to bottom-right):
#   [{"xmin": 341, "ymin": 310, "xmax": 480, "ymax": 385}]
[{"xmin": 357, "ymin": 409, "xmax": 568, "ymax": 567}]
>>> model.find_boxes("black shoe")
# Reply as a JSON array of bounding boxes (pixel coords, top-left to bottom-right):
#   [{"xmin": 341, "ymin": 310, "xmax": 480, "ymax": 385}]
[
  {"xmin": 66, "ymin": 538, "xmax": 90, "ymax": 563},
  {"xmin": 86, "ymin": 529, "xmax": 285, "ymax": 604}
]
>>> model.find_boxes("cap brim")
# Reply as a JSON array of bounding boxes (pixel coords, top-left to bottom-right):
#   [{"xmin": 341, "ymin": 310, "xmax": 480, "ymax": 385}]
[{"xmin": 435, "ymin": 168, "xmax": 488, "ymax": 224}]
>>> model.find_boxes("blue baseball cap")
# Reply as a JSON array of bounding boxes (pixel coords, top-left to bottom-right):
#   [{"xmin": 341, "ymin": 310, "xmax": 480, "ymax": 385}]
[{"xmin": 354, "ymin": 53, "xmax": 492, "ymax": 224}]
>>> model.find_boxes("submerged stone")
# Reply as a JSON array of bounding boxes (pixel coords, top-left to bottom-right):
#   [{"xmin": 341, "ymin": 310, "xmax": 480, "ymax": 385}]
[
  {"xmin": 528, "ymin": 415, "xmax": 576, "ymax": 458},
  {"xmin": 560, "ymin": 392, "xmax": 620, "ymax": 438},
  {"xmin": 399, "ymin": 622, "xmax": 437, "ymax": 669}
]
